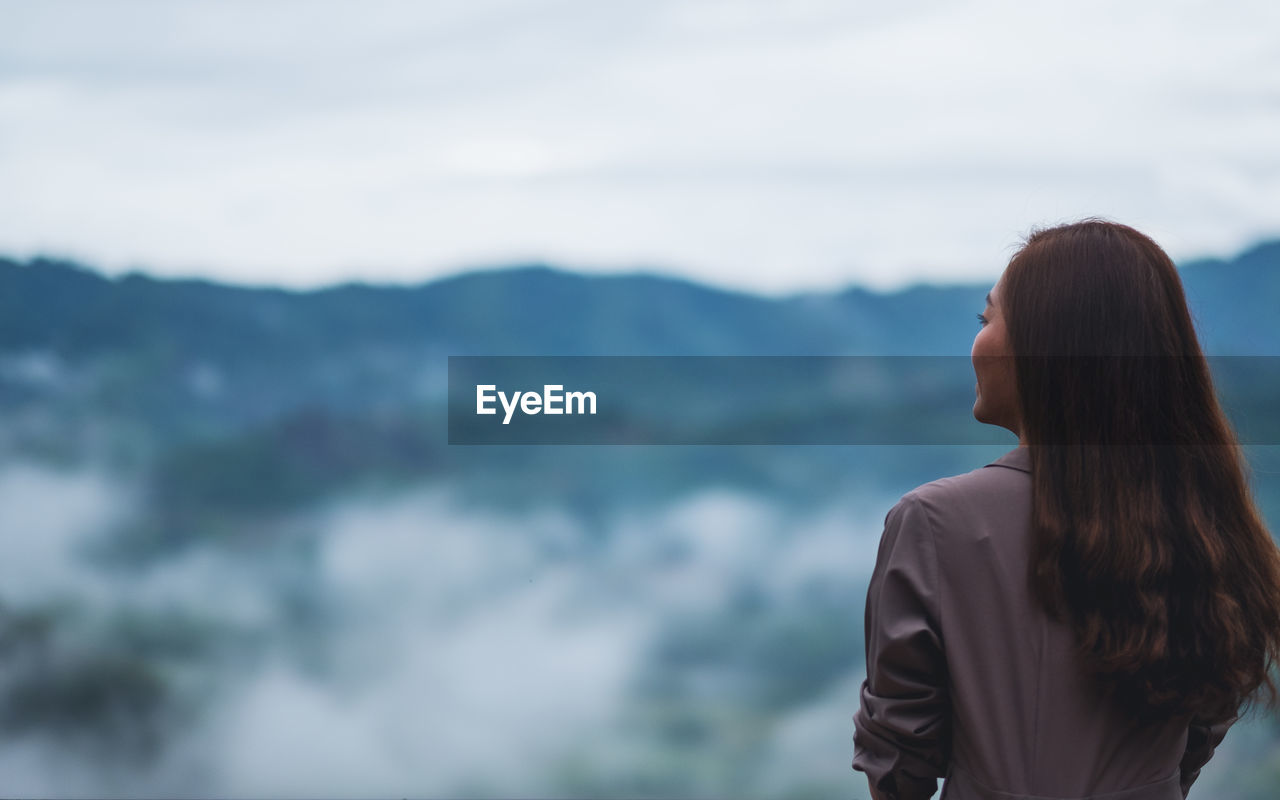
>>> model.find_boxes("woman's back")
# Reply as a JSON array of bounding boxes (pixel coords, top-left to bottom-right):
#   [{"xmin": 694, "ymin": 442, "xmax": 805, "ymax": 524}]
[
  {"xmin": 853, "ymin": 446, "xmax": 1231, "ymax": 799},
  {"xmin": 853, "ymin": 220, "xmax": 1278, "ymax": 800}
]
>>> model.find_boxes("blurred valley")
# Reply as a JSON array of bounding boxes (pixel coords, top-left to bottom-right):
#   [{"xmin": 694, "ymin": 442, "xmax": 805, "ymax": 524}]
[{"xmin": 1, "ymin": 243, "xmax": 1279, "ymax": 798}]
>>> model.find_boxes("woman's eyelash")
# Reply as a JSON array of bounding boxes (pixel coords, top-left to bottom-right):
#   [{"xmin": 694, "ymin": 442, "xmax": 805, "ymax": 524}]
[{"xmin": 976, "ymin": 313, "xmax": 988, "ymax": 325}]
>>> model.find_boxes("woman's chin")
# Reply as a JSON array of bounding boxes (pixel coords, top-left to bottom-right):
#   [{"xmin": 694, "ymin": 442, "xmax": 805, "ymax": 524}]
[
  {"xmin": 973, "ymin": 399, "xmax": 987, "ymax": 424},
  {"xmin": 973, "ymin": 405, "xmax": 1009, "ymax": 432}
]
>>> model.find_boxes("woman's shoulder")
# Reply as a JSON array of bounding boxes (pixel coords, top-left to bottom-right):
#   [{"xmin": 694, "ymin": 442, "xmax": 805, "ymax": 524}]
[{"xmin": 895, "ymin": 446, "xmax": 1031, "ymax": 526}]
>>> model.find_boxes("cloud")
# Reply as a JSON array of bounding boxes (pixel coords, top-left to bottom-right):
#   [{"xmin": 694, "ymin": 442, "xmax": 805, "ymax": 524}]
[
  {"xmin": 1, "ymin": 455, "xmax": 1270, "ymax": 796},
  {"xmin": 0, "ymin": 464, "xmax": 133, "ymax": 604},
  {"xmin": 203, "ymin": 486, "xmax": 658, "ymax": 796},
  {"xmin": 2, "ymin": 1, "xmax": 1278, "ymax": 293}
]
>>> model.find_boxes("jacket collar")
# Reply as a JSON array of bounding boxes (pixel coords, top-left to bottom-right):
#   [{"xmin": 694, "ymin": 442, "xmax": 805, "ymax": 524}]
[{"xmin": 986, "ymin": 445, "xmax": 1031, "ymax": 474}]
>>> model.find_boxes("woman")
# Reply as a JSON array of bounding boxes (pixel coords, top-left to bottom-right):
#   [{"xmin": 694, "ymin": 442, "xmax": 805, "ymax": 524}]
[{"xmin": 852, "ymin": 220, "xmax": 1280, "ymax": 799}]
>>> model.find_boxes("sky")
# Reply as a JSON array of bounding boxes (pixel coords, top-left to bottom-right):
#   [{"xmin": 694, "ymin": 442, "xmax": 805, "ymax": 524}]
[{"xmin": 2, "ymin": 0, "xmax": 1278, "ymax": 295}]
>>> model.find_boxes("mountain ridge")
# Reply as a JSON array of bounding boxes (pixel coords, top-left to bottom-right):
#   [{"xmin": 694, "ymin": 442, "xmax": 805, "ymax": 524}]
[{"xmin": 6, "ymin": 237, "xmax": 1276, "ymax": 359}]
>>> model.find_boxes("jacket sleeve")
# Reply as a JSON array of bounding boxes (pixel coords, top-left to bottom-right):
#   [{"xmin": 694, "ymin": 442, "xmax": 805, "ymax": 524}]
[
  {"xmin": 1179, "ymin": 712, "xmax": 1235, "ymax": 797},
  {"xmin": 853, "ymin": 493, "xmax": 950, "ymax": 800}
]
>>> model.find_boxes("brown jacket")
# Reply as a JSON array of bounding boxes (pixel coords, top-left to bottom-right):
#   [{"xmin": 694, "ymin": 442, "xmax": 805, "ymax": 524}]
[{"xmin": 852, "ymin": 445, "xmax": 1235, "ymax": 800}]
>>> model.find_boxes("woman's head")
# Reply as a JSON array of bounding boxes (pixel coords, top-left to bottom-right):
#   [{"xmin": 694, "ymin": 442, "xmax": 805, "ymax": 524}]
[
  {"xmin": 1002, "ymin": 219, "xmax": 1202, "ymax": 358},
  {"xmin": 990, "ymin": 219, "xmax": 1280, "ymax": 722},
  {"xmin": 983, "ymin": 219, "xmax": 1215, "ymax": 447}
]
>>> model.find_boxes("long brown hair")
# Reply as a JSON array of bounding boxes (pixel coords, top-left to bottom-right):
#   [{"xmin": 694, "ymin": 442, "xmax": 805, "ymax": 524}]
[{"xmin": 1001, "ymin": 219, "xmax": 1280, "ymax": 721}]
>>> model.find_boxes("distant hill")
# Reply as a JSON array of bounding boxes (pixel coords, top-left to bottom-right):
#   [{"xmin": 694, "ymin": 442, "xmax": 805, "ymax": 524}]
[
  {"xmin": 0, "ymin": 241, "xmax": 1276, "ymax": 522},
  {"xmin": 0, "ymin": 241, "xmax": 1275, "ymax": 443},
  {"xmin": 1176, "ymin": 241, "xmax": 1280, "ymax": 355},
  {"xmin": 4, "ymin": 240, "xmax": 1275, "ymax": 364},
  {"xmin": 0, "ymin": 257, "xmax": 983, "ymax": 360}
]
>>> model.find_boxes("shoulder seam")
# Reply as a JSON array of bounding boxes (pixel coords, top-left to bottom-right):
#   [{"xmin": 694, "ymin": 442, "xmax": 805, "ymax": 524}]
[{"xmin": 984, "ymin": 463, "xmax": 1029, "ymax": 473}]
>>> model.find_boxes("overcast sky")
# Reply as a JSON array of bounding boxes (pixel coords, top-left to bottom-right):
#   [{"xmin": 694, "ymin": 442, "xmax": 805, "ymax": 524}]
[{"xmin": 2, "ymin": 0, "xmax": 1278, "ymax": 294}]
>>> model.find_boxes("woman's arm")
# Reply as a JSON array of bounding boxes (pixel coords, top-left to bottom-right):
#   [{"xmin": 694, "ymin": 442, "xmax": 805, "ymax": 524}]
[{"xmin": 852, "ymin": 493, "xmax": 951, "ymax": 800}]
